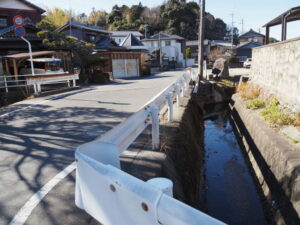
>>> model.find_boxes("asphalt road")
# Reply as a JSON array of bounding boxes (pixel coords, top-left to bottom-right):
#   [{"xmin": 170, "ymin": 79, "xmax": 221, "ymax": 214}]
[{"xmin": 0, "ymin": 71, "xmax": 184, "ymax": 225}]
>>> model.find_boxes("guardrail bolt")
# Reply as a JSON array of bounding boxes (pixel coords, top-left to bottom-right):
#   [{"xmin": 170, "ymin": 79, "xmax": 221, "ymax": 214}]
[
  {"xmin": 110, "ymin": 184, "xmax": 116, "ymax": 192},
  {"xmin": 141, "ymin": 202, "xmax": 148, "ymax": 212}
]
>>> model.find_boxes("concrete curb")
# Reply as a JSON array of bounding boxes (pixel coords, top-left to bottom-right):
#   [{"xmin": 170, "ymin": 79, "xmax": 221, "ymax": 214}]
[{"xmin": 230, "ymin": 94, "xmax": 300, "ymax": 225}]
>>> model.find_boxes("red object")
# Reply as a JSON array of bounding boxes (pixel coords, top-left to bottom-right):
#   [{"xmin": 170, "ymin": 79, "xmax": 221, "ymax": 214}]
[
  {"xmin": 44, "ymin": 65, "xmax": 49, "ymax": 71},
  {"xmin": 13, "ymin": 15, "xmax": 25, "ymax": 27},
  {"xmin": 14, "ymin": 27, "xmax": 26, "ymax": 37}
]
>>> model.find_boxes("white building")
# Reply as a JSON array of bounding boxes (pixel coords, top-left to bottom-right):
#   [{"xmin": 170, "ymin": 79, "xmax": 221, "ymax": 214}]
[
  {"xmin": 110, "ymin": 31, "xmax": 143, "ymax": 45},
  {"xmin": 142, "ymin": 33, "xmax": 186, "ymax": 66}
]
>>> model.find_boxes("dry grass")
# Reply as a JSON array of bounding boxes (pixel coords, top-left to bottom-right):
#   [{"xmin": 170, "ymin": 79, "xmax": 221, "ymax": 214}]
[
  {"xmin": 237, "ymin": 82, "xmax": 260, "ymax": 100},
  {"xmin": 294, "ymin": 114, "xmax": 300, "ymax": 129}
]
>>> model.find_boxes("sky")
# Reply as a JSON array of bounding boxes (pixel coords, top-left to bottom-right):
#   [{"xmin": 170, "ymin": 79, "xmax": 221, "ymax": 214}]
[{"xmin": 30, "ymin": 0, "xmax": 300, "ymax": 40}]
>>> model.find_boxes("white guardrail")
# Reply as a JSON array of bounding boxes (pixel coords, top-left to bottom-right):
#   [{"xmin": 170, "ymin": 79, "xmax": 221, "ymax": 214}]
[
  {"xmin": 0, "ymin": 73, "xmax": 78, "ymax": 94},
  {"xmin": 75, "ymin": 69, "xmax": 226, "ymax": 225}
]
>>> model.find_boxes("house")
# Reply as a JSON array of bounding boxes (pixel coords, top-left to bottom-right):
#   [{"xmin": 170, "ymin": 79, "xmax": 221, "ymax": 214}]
[
  {"xmin": 186, "ymin": 39, "xmax": 210, "ymax": 61},
  {"xmin": 120, "ymin": 33, "xmax": 148, "ymax": 52},
  {"xmin": 239, "ymin": 29, "xmax": 265, "ymax": 45},
  {"xmin": 209, "ymin": 40, "xmax": 235, "ymax": 60},
  {"xmin": 0, "ymin": 0, "xmax": 45, "ymax": 56},
  {"xmin": 110, "ymin": 31, "xmax": 143, "ymax": 45},
  {"xmin": 236, "ymin": 41, "xmax": 262, "ymax": 62},
  {"xmin": 56, "ymin": 22, "xmax": 144, "ymax": 79},
  {"xmin": 0, "ymin": 0, "xmax": 45, "ymax": 28},
  {"xmin": 142, "ymin": 33, "xmax": 185, "ymax": 66},
  {"xmin": 56, "ymin": 21, "xmax": 110, "ymax": 44}
]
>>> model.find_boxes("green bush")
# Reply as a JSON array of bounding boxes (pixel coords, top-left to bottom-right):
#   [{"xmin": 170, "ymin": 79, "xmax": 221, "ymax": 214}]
[
  {"xmin": 246, "ymin": 99, "xmax": 265, "ymax": 110},
  {"xmin": 229, "ymin": 56, "xmax": 239, "ymax": 64},
  {"xmin": 260, "ymin": 98, "xmax": 294, "ymax": 127},
  {"xmin": 141, "ymin": 65, "xmax": 151, "ymax": 76},
  {"xmin": 91, "ymin": 71, "xmax": 109, "ymax": 84}
]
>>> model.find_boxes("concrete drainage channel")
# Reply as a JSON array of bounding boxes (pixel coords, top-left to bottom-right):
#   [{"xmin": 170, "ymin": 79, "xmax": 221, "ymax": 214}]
[{"xmin": 203, "ymin": 103, "xmax": 269, "ymax": 225}]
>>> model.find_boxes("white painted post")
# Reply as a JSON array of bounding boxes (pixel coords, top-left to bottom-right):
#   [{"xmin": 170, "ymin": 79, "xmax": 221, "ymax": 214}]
[
  {"xmin": 73, "ymin": 79, "xmax": 76, "ymax": 87},
  {"xmin": 150, "ymin": 106, "xmax": 160, "ymax": 150},
  {"xmin": 166, "ymin": 92, "xmax": 173, "ymax": 122},
  {"xmin": 176, "ymin": 84, "xmax": 181, "ymax": 107},
  {"xmin": 4, "ymin": 75, "xmax": 8, "ymax": 93},
  {"xmin": 67, "ymin": 80, "xmax": 71, "ymax": 87},
  {"xmin": 204, "ymin": 60, "xmax": 208, "ymax": 80},
  {"xmin": 21, "ymin": 36, "xmax": 39, "ymax": 95}
]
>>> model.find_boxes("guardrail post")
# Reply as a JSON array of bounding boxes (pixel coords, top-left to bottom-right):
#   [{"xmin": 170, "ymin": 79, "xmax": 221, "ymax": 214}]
[
  {"xmin": 175, "ymin": 84, "xmax": 181, "ymax": 107},
  {"xmin": 166, "ymin": 92, "xmax": 173, "ymax": 122},
  {"xmin": 4, "ymin": 75, "xmax": 8, "ymax": 93},
  {"xmin": 150, "ymin": 106, "xmax": 160, "ymax": 150}
]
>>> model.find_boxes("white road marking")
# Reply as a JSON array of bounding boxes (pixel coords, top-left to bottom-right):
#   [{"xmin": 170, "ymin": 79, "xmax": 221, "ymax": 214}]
[{"xmin": 9, "ymin": 162, "xmax": 76, "ymax": 225}]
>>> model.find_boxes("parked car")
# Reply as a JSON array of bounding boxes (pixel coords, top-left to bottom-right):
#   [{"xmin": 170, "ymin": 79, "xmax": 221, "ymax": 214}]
[
  {"xmin": 20, "ymin": 58, "xmax": 65, "ymax": 75},
  {"xmin": 243, "ymin": 58, "xmax": 252, "ymax": 68}
]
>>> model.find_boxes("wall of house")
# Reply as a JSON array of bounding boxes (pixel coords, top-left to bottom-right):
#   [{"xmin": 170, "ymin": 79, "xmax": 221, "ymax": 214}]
[
  {"xmin": 62, "ymin": 29, "xmax": 84, "ymax": 41},
  {"xmin": 240, "ymin": 36, "xmax": 264, "ymax": 45},
  {"xmin": 113, "ymin": 36, "xmax": 141, "ymax": 45},
  {"xmin": 0, "ymin": 0, "xmax": 42, "ymax": 26},
  {"xmin": 143, "ymin": 40, "xmax": 183, "ymax": 62},
  {"xmin": 0, "ymin": 0, "xmax": 33, "ymax": 10},
  {"xmin": 250, "ymin": 37, "xmax": 300, "ymax": 106},
  {"xmin": 0, "ymin": 8, "xmax": 42, "ymax": 26}
]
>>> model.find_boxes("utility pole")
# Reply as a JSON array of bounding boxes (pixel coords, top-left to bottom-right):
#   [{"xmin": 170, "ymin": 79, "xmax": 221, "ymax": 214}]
[
  {"xmin": 198, "ymin": 0, "xmax": 205, "ymax": 79},
  {"xmin": 230, "ymin": 13, "xmax": 234, "ymax": 47},
  {"xmin": 240, "ymin": 18, "xmax": 244, "ymax": 34}
]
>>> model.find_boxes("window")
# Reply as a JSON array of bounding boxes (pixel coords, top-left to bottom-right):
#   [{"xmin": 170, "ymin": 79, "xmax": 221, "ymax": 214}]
[
  {"xmin": 0, "ymin": 17, "xmax": 7, "ymax": 27},
  {"xmin": 165, "ymin": 41, "xmax": 171, "ymax": 46},
  {"xmin": 89, "ymin": 35, "xmax": 96, "ymax": 42},
  {"xmin": 151, "ymin": 42, "xmax": 154, "ymax": 47}
]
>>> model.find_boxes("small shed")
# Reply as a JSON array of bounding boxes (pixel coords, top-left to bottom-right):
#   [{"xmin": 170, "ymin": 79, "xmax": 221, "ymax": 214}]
[
  {"xmin": 94, "ymin": 52, "xmax": 142, "ymax": 79},
  {"xmin": 93, "ymin": 37, "xmax": 142, "ymax": 79}
]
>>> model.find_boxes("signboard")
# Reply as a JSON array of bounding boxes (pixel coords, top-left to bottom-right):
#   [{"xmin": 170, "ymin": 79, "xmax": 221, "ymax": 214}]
[
  {"xmin": 13, "ymin": 15, "xmax": 24, "ymax": 27},
  {"xmin": 14, "ymin": 27, "xmax": 26, "ymax": 37}
]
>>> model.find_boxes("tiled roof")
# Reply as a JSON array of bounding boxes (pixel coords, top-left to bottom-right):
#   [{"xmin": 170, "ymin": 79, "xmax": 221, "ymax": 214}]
[
  {"xmin": 94, "ymin": 36, "xmax": 125, "ymax": 50},
  {"xmin": 239, "ymin": 29, "xmax": 265, "ymax": 38},
  {"xmin": 237, "ymin": 41, "xmax": 262, "ymax": 49},
  {"xmin": 56, "ymin": 21, "xmax": 110, "ymax": 34},
  {"xmin": 110, "ymin": 31, "xmax": 143, "ymax": 37}
]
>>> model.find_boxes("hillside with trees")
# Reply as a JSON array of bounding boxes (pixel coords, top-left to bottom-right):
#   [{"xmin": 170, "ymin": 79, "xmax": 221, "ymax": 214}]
[{"xmin": 37, "ymin": 0, "xmax": 234, "ymax": 41}]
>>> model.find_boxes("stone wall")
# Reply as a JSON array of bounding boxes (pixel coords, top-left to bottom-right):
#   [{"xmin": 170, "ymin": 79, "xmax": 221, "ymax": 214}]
[{"xmin": 250, "ymin": 37, "xmax": 300, "ymax": 106}]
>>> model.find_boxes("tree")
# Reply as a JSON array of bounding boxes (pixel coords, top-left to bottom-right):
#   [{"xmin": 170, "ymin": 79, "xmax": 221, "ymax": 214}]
[
  {"xmin": 37, "ymin": 8, "xmax": 71, "ymax": 30},
  {"xmin": 88, "ymin": 8, "xmax": 107, "ymax": 27}
]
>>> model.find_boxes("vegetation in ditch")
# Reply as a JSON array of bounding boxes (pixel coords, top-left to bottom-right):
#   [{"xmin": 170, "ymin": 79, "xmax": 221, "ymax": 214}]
[
  {"xmin": 260, "ymin": 98, "xmax": 295, "ymax": 128},
  {"xmin": 295, "ymin": 114, "xmax": 300, "ymax": 129},
  {"xmin": 246, "ymin": 98, "xmax": 265, "ymax": 110},
  {"xmin": 237, "ymin": 82, "xmax": 260, "ymax": 100}
]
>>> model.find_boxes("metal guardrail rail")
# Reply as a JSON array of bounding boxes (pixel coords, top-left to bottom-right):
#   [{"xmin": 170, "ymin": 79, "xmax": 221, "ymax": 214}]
[
  {"xmin": 0, "ymin": 73, "xmax": 78, "ymax": 94},
  {"xmin": 75, "ymin": 69, "xmax": 226, "ymax": 225}
]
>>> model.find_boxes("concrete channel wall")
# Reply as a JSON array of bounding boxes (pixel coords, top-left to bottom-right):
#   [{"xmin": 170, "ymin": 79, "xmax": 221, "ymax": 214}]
[
  {"xmin": 230, "ymin": 94, "xmax": 300, "ymax": 225},
  {"xmin": 250, "ymin": 37, "xmax": 300, "ymax": 106}
]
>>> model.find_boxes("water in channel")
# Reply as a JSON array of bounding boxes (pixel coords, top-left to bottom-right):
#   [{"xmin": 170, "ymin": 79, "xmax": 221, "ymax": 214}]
[{"xmin": 204, "ymin": 103, "xmax": 269, "ymax": 225}]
